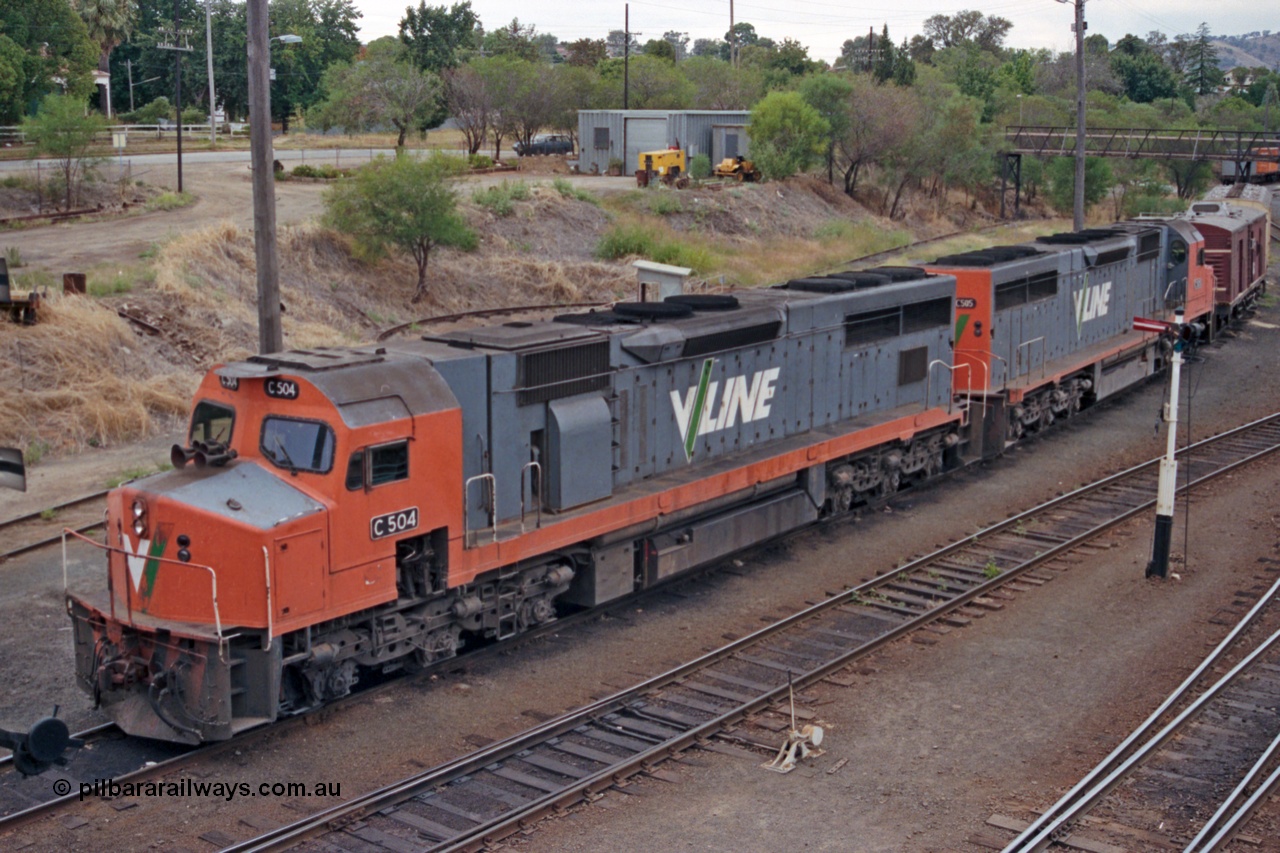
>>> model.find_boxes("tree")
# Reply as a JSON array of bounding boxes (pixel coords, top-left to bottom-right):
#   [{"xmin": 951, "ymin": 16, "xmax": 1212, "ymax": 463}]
[
  {"xmin": 836, "ymin": 78, "xmax": 916, "ymax": 196},
  {"xmin": 691, "ymin": 38, "xmax": 723, "ymax": 58},
  {"xmin": 566, "ymin": 38, "xmax": 606, "ymax": 68},
  {"xmin": 798, "ymin": 74, "xmax": 853, "ymax": 182},
  {"xmin": 23, "ymin": 94, "xmax": 107, "ymax": 210},
  {"xmin": 75, "ymin": 0, "xmax": 137, "ymax": 115},
  {"xmin": 600, "ymin": 54, "xmax": 691, "ymax": 109},
  {"xmin": 443, "ymin": 63, "xmax": 490, "ymax": 154},
  {"xmin": 1111, "ymin": 51, "xmax": 1178, "ymax": 103},
  {"xmin": 681, "ymin": 56, "xmax": 762, "ymax": 109},
  {"xmin": 662, "ymin": 31, "xmax": 690, "ymax": 61},
  {"xmin": 922, "ymin": 10, "xmax": 1012, "ymax": 52},
  {"xmin": 770, "ymin": 38, "xmax": 818, "ymax": 78},
  {"xmin": 311, "ymin": 38, "xmax": 443, "ymax": 148},
  {"xmin": 399, "ymin": 1, "xmax": 478, "ymax": 72},
  {"xmin": 643, "ymin": 39, "xmax": 676, "ymax": 62},
  {"xmin": 1184, "ymin": 23, "xmax": 1224, "ymax": 96},
  {"xmin": 482, "ymin": 18, "xmax": 540, "ymax": 61},
  {"xmin": 605, "ymin": 30, "xmax": 638, "ymax": 58},
  {"xmin": 323, "ymin": 154, "xmax": 476, "ymax": 303},
  {"xmin": 747, "ymin": 91, "xmax": 829, "ymax": 180},
  {"xmin": 1046, "ymin": 155, "xmax": 1113, "ymax": 213},
  {"xmin": 0, "ymin": 0, "xmax": 98, "ymax": 123}
]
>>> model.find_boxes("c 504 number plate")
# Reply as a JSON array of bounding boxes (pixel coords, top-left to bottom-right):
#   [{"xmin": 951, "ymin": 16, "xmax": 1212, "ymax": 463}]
[{"xmin": 371, "ymin": 507, "xmax": 418, "ymax": 540}]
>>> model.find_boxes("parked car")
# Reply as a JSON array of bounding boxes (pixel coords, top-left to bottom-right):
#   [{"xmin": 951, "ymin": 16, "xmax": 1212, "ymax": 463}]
[{"xmin": 514, "ymin": 134, "xmax": 574, "ymax": 156}]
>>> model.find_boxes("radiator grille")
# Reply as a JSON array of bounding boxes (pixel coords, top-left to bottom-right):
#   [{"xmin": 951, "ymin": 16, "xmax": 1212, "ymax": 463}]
[{"xmin": 517, "ymin": 340, "xmax": 610, "ymax": 406}]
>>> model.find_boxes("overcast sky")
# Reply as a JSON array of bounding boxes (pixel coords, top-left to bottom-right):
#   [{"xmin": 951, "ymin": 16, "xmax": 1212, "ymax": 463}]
[{"xmin": 350, "ymin": 1, "xmax": 1272, "ymax": 65}]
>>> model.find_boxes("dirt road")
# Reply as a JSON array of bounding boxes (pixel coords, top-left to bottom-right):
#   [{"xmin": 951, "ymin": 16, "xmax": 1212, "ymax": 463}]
[{"xmin": 5, "ymin": 153, "xmax": 634, "ymax": 273}]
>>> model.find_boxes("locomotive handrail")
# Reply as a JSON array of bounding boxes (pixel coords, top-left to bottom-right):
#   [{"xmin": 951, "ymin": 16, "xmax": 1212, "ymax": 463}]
[
  {"xmin": 262, "ymin": 546, "xmax": 273, "ymax": 651},
  {"xmin": 1016, "ymin": 336, "xmax": 1046, "ymax": 380},
  {"xmin": 926, "ymin": 360, "xmax": 968, "ymax": 417},
  {"xmin": 988, "ymin": 352, "xmax": 1009, "ymax": 391},
  {"xmin": 61, "ymin": 528, "xmax": 225, "ymax": 641},
  {"xmin": 520, "ymin": 461, "xmax": 543, "ymax": 533},
  {"xmin": 463, "ymin": 473, "xmax": 498, "ymax": 548}
]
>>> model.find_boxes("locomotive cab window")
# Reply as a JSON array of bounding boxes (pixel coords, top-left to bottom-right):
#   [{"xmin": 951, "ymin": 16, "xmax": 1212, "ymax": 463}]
[
  {"xmin": 260, "ymin": 417, "xmax": 335, "ymax": 474},
  {"xmin": 190, "ymin": 401, "xmax": 234, "ymax": 445},
  {"xmin": 347, "ymin": 441, "xmax": 410, "ymax": 489},
  {"xmin": 1170, "ymin": 240, "xmax": 1187, "ymax": 264}
]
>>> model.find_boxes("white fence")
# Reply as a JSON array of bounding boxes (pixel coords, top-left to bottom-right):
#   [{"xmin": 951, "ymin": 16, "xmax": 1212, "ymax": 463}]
[{"xmin": 0, "ymin": 124, "xmax": 250, "ymax": 147}]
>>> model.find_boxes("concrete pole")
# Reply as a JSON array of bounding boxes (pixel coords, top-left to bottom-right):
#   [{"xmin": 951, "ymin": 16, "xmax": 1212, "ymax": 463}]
[
  {"xmin": 1072, "ymin": 0, "xmax": 1086, "ymax": 231},
  {"xmin": 247, "ymin": 0, "xmax": 282, "ymax": 354},
  {"xmin": 205, "ymin": 0, "xmax": 216, "ymax": 144},
  {"xmin": 174, "ymin": 0, "xmax": 184, "ymax": 194},
  {"xmin": 1147, "ymin": 310, "xmax": 1184, "ymax": 579}
]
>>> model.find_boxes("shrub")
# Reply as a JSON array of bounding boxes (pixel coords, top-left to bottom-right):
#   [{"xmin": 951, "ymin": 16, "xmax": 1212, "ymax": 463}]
[
  {"xmin": 551, "ymin": 178, "xmax": 600, "ymax": 206},
  {"xmin": 468, "ymin": 153, "xmax": 493, "ymax": 169},
  {"xmin": 647, "ymin": 192, "xmax": 683, "ymax": 215},
  {"xmin": 146, "ymin": 191, "xmax": 194, "ymax": 211},
  {"xmin": 130, "ymin": 97, "xmax": 173, "ymax": 125},
  {"xmin": 690, "ymin": 154, "xmax": 712, "ymax": 180},
  {"xmin": 595, "ymin": 225, "xmax": 715, "ymax": 273},
  {"xmin": 471, "ymin": 181, "xmax": 530, "ymax": 216},
  {"xmin": 180, "ymin": 106, "xmax": 207, "ymax": 125}
]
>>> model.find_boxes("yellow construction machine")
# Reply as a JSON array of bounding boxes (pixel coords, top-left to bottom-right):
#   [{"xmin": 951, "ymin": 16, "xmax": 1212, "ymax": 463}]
[
  {"xmin": 714, "ymin": 155, "xmax": 762, "ymax": 182},
  {"xmin": 636, "ymin": 149, "xmax": 689, "ymax": 188}
]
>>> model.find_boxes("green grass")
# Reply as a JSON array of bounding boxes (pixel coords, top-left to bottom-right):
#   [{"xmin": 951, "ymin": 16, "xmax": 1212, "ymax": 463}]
[
  {"xmin": 472, "ymin": 181, "xmax": 532, "ymax": 216},
  {"xmin": 106, "ymin": 463, "xmax": 171, "ymax": 489},
  {"xmin": 145, "ymin": 191, "xmax": 194, "ymax": 212},
  {"xmin": 550, "ymin": 178, "xmax": 600, "ymax": 206},
  {"xmin": 39, "ymin": 508, "xmax": 58, "ymax": 521},
  {"xmin": 88, "ymin": 273, "xmax": 134, "ymax": 296},
  {"xmin": 646, "ymin": 192, "xmax": 684, "ymax": 216},
  {"xmin": 3, "ymin": 246, "xmax": 21, "ymax": 267},
  {"xmin": 595, "ymin": 223, "xmax": 717, "ymax": 273},
  {"xmin": 983, "ymin": 559, "xmax": 1001, "ymax": 579},
  {"xmin": 24, "ymin": 440, "xmax": 50, "ymax": 466}
]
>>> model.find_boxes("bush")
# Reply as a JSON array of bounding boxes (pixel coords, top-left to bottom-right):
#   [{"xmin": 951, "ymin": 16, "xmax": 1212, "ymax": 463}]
[
  {"xmin": 180, "ymin": 106, "xmax": 207, "ymax": 125},
  {"xmin": 647, "ymin": 192, "xmax": 683, "ymax": 215},
  {"xmin": 129, "ymin": 97, "xmax": 173, "ymax": 124},
  {"xmin": 471, "ymin": 181, "xmax": 530, "ymax": 216},
  {"xmin": 145, "ymin": 191, "xmax": 194, "ymax": 211},
  {"xmin": 595, "ymin": 224, "xmax": 715, "ymax": 273},
  {"xmin": 551, "ymin": 178, "xmax": 599, "ymax": 206},
  {"xmin": 690, "ymin": 154, "xmax": 712, "ymax": 180},
  {"xmin": 468, "ymin": 153, "xmax": 493, "ymax": 169}
]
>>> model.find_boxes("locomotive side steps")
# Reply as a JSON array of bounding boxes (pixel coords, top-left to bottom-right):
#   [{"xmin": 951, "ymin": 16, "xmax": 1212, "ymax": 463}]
[{"xmin": 223, "ymin": 412, "xmax": 1280, "ymax": 853}]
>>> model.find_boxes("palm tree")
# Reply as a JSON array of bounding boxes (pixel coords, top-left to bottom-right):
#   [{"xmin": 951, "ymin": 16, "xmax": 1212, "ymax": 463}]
[{"xmin": 75, "ymin": 0, "xmax": 138, "ymax": 117}]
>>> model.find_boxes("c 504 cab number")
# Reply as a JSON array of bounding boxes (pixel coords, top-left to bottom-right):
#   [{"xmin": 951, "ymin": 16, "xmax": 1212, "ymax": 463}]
[{"xmin": 371, "ymin": 507, "xmax": 418, "ymax": 540}]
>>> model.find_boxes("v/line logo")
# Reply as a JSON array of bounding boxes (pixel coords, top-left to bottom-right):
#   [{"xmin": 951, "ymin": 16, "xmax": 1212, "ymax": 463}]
[
  {"xmin": 1073, "ymin": 279, "xmax": 1112, "ymax": 336},
  {"xmin": 670, "ymin": 360, "xmax": 780, "ymax": 461}
]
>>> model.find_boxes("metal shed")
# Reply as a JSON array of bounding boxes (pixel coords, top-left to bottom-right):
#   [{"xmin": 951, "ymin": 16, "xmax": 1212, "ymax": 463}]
[{"xmin": 576, "ymin": 110, "xmax": 752, "ymax": 175}]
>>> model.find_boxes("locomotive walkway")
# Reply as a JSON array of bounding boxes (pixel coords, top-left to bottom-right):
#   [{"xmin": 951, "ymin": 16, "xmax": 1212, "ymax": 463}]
[{"xmin": 223, "ymin": 412, "xmax": 1280, "ymax": 853}]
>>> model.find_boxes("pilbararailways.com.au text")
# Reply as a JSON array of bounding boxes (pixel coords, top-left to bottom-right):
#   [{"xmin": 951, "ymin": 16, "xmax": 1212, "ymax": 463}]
[{"xmin": 65, "ymin": 778, "xmax": 341, "ymax": 801}]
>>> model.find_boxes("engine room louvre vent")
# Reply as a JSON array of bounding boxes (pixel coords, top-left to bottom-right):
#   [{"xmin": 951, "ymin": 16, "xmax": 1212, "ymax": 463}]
[
  {"xmin": 1091, "ymin": 247, "xmax": 1131, "ymax": 267},
  {"xmin": 682, "ymin": 321, "xmax": 782, "ymax": 358},
  {"xmin": 517, "ymin": 340, "xmax": 611, "ymax": 406},
  {"xmin": 1137, "ymin": 232, "xmax": 1161, "ymax": 261}
]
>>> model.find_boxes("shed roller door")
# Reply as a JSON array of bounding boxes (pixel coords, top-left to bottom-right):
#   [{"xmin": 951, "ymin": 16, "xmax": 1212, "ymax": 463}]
[{"xmin": 625, "ymin": 118, "xmax": 668, "ymax": 175}]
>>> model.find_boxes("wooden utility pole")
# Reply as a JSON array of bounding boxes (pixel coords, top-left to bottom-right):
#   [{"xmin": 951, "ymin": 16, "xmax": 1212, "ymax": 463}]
[
  {"xmin": 729, "ymin": 0, "xmax": 736, "ymax": 68},
  {"xmin": 1058, "ymin": 0, "xmax": 1088, "ymax": 231},
  {"xmin": 623, "ymin": 4, "xmax": 629, "ymax": 110},
  {"xmin": 155, "ymin": 10, "xmax": 193, "ymax": 193},
  {"xmin": 247, "ymin": 0, "xmax": 282, "ymax": 354},
  {"xmin": 204, "ymin": 0, "xmax": 216, "ymax": 144}
]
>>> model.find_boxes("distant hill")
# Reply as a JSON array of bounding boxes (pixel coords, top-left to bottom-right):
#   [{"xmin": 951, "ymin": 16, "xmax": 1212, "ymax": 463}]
[{"xmin": 1213, "ymin": 31, "xmax": 1280, "ymax": 70}]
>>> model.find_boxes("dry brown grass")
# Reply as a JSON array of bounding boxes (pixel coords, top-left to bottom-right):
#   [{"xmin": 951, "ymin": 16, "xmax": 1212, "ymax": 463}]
[{"xmin": 0, "ymin": 296, "xmax": 192, "ymax": 451}]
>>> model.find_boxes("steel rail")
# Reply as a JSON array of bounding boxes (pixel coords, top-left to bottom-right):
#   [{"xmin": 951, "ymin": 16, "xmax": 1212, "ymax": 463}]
[
  {"xmin": 1003, "ymin": 568, "xmax": 1280, "ymax": 852},
  {"xmin": 1188, "ymin": 729, "xmax": 1280, "ymax": 851},
  {"xmin": 0, "ymin": 491, "xmax": 109, "ymax": 562},
  {"xmin": 224, "ymin": 412, "xmax": 1280, "ymax": 853},
  {"xmin": 1005, "ymin": 625, "xmax": 1280, "ymax": 853},
  {"xmin": 1193, "ymin": 752, "xmax": 1280, "ymax": 851}
]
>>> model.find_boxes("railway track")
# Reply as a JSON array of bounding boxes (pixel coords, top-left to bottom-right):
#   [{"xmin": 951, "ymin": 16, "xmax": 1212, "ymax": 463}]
[
  {"xmin": 220, "ymin": 412, "xmax": 1280, "ymax": 852},
  {"xmin": 995, "ymin": 572, "xmax": 1280, "ymax": 852},
  {"xmin": 0, "ymin": 491, "xmax": 108, "ymax": 563}
]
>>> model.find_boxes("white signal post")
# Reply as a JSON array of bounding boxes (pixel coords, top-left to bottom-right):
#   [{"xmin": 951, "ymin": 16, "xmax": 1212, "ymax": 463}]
[{"xmin": 1146, "ymin": 309, "xmax": 1185, "ymax": 579}]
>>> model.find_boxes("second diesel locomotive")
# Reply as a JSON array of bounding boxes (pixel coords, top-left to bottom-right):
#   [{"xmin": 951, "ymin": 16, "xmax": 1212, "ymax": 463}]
[{"xmin": 68, "ymin": 192, "xmax": 1272, "ymax": 744}]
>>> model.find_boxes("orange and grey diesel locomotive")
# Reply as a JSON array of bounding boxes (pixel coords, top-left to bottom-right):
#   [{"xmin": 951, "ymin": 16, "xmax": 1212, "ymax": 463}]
[{"xmin": 67, "ymin": 201, "xmax": 1270, "ymax": 744}]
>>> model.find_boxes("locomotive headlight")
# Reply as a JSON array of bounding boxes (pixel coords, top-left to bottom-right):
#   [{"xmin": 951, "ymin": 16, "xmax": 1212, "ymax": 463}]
[
  {"xmin": 132, "ymin": 499, "xmax": 146, "ymax": 519},
  {"xmin": 133, "ymin": 517, "xmax": 146, "ymax": 536}
]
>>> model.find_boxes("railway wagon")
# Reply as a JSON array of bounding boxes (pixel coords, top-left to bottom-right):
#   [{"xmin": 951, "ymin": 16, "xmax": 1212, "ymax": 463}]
[
  {"xmin": 1183, "ymin": 195, "xmax": 1270, "ymax": 330},
  {"xmin": 921, "ymin": 222, "xmax": 1212, "ymax": 444},
  {"xmin": 68, "ymin": 269, "xmax": 971, "ymax": 743}
]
